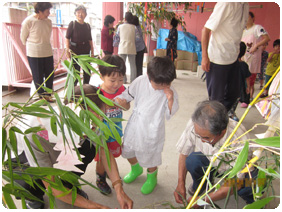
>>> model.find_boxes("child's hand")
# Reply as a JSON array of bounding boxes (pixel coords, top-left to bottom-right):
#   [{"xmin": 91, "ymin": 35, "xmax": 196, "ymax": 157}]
[
  {"xmin": 163, "ymin": 87, "xmax": 174, "ymax": 101},
  {"xmin": 115, "ymin": 98, "xmax": 130, "ymax": 110}
]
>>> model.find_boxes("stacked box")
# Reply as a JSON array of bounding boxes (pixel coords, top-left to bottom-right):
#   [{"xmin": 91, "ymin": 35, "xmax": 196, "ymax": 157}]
[
  {"xmin": 155, "ymin": 49, "xmax": 199, "ymax": 72},
  {"xmin": 175, "ymin": 50, "xmax": 198, "ymax": 72}
]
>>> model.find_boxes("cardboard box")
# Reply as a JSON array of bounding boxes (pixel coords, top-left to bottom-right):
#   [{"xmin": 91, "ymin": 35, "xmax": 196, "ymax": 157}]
[
  {"xmin": 177, "ymin": 50, "xmax": 198, "ymax": 61},
  {"xmin": 175, "ymin": 60, "xmax": 198, "ymax": 71},
  {"xmin": 156, "ymin": 49, "xmax": 167, "ymax": 57}
]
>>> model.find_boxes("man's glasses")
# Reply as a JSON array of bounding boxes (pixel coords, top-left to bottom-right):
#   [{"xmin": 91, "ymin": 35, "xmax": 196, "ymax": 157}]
[{"xmin": 191, "ymin": 128, "xmax": 215, "ymax": 144}]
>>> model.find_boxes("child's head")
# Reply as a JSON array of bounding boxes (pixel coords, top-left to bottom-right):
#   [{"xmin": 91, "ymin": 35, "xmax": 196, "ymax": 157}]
[
  {"xmin": 99, "ymin": 55, "xmax": 126, "ymax": 93},
  {"xmin": 170, "ymin": 17, "xmax": 179, "ymax": 28},
  {"xmin": 147, "ymin": 56, "xmax": 175, "ymax": 89},
  {"xmin": 124, "ymin": 11, "xmax": 133, "ymax": 23},
  {"xmin": 273, "ymin": 39, "xmax": 280, "ymax": 52},
  {"xmin": 238, "ymin": 42, "xmax": 247, "ymax": 59}
]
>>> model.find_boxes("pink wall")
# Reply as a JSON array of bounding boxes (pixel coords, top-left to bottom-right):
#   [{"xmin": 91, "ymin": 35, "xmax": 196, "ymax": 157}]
[
  {"xmin": 162, "ymin": 2, "xmax": 280, "ymax": 53},
  {"xmin": 102, "ymin": 2, "xmax": 280, "ymax": 55}
]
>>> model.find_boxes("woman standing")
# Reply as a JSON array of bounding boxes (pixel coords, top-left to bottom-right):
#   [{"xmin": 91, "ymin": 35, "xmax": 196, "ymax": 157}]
[
  {"xmin": 65, "ymin": 5, "xmax": 94, "ymax": 85},
  {"xmin": 132, "ymin": 15, "xmax": 146, "ymax": 77},
  {"xmin": 20, "ymin": 2, "xmax": 54, "ymax": 102},
  {"xmin": 241, "ymin": 12, "xmax": 270, "ymax": 101},
  {"xmin": 165, "ymin": 17, "xmax": 179, "ymax": 62},
  {"xmin": 165, "ymin": 17, "xmax": 178, "ymax": 78},
  {"xmin": 101, "ymin": 15, "xmax": 115, "ymax": 56}
]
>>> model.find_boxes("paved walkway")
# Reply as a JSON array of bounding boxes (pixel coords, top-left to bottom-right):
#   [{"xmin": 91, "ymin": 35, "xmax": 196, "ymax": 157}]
[{"xmin": 3, "ymin": 69, "xmax": 279, "ymax": 209}]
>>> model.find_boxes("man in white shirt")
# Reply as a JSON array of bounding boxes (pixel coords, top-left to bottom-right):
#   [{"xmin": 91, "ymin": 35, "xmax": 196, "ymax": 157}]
[
  {"xmin": 201, "ymin": 3, "xmax": 249, "ymax": 115},
  {"xmin": 174, "ymin": 100, "xmax": 258, "ymax": 208}
]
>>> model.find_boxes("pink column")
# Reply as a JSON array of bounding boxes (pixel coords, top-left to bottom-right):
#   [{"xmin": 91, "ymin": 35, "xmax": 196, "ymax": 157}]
[{"xmin": 102, "ymin": 2, "xmax": 123, "ymax": 55}]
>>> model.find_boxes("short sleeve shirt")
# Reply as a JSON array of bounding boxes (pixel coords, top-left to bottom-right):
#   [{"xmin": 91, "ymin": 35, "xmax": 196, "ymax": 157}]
[{"xmin": 205, "ymin": 2, "xmax": 249, "ymax": 65}]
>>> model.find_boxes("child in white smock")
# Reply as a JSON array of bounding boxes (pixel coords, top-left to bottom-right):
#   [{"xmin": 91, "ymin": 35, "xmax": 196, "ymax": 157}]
[{"xmin": 116, "ymin": 56, "xmax": 179, "ymax": 194}]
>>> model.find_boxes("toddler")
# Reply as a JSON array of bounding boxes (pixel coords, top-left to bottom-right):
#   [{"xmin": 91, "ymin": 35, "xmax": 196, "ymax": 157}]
[
  {"xmin": 95, "ymin": 55, "xmax": 127, "ymax": 195},
  {"xmin": 116, "ymin": 56, "xmax": 179, "ymax": 194}
]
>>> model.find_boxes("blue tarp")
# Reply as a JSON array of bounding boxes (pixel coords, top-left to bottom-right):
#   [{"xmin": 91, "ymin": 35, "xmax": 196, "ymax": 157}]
[{"xmin": 156, "ymin": 28, "xmax": 202, "ymax": 65}]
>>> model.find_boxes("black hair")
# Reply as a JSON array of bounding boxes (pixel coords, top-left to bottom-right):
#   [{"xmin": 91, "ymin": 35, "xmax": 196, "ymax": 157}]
[
  {"xmin": 74, "ymin": 5, "xmax": 87, "ymax": 15},
  {"xmin": 192, "ymin": 100, "xmax": 229, "ymax": 136},
  {"xmin": 238, "ymin": 42, "xmax": 247, "ymax": 59},
  {"xmin": 170, "ymin": 17, "xmax": 179, "ymax": 28},
  {"xmin": 104, "ymin": 15, "xmax": 115, "ymax": 27},
  {"xmin": 99, "ymin": 55, "xmax": 126, "ymax": 77},
  {"xmin": 132, "ymin": 15, "xmax": 140, "ymax": 26},
  {"xmin": 147, "ymin": 56, "xmax": 175, "ymax": 85},
  {"xmin": 249, "ymin": 11, "xmax": 254, "ymax": 18},
  {"xmin": 125, "ymin": 12, "xmax": 133, "ymax": 22},
  {"xmin": 273, "ymin": 39, "xmax": 280, "ymax": 47},
  {"xmin": 64, "ymin": 85, "xmax": 104, "ymax": 109},
  {"xmin": 34, "ymin": 2, "xmax": 52, "ymax": 13}
]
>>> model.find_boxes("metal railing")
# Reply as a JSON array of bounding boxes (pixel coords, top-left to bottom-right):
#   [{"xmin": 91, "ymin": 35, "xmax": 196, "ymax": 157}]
[{"xmin": 2, "ymin": 23, "xmax": 68, "ymax": 89}]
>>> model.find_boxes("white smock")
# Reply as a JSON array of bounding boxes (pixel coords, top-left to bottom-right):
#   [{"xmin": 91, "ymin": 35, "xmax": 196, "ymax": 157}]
[{"xmin": 118, "ymin": 75, "xmax": 179, "ymax": 154}]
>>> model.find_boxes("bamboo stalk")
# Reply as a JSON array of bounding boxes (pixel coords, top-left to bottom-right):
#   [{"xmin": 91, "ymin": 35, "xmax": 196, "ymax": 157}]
[{"xmin": 187, "ymin": 66, "xmax": 280, "ymax": 209}]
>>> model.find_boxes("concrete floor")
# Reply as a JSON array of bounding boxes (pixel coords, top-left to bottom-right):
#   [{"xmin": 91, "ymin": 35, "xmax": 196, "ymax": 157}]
[{"xmin": 2, "ymin": 69, "xmax": 279, "ymax": 209}]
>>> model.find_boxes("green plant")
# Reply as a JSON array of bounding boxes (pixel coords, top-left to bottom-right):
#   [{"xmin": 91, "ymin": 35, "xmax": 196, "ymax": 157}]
[
  {"xmin": 128, "ymin": 2, "xmax": 192, "ymax": 35},
  {"xmin": 2, "ymin": 52, "xmax": 122, "ymax": 208},
  {"xmin": 187, "ymin": 67, "xmax": 280, "ymax": 209}
]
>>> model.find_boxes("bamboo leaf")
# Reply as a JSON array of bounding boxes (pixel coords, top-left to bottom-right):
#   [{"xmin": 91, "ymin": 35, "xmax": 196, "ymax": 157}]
[
  {"xmin": 251, "ymin": 136, "xmax": 280, "ymax": 148},
  {"xmin": 9, "ymin": 102, "xmax": 23, "ymax": 109},
  {"xmin": 3, "ymin": 190, "xmax": 17, "ymax": 209},
  {"xmin": 9, "ymin": 128, "xmax": 18, "ymax": 158},
  {"xmin": 243, "ymin": 196, "xmax": 275, "ymax": 209},
  {"xmin": 85, "ymin": 62, "xmax": 100, "ymax": 75},
  {"xmin": 50, "ymin": 115, "xmax": 57, "ymax": 136},
  {"xmin": 14, "ymin": 111, "xmax": 52, "ymax": 118},
  {"xmin": 228, "ymin": 142, "xmax": 249, "ymax": 179},
  {"xmin": 10, "ymin": 126, "xmax": 24, "ymax": 134},
  {"xmin": 2, "ymin": 127, "xmax": 7, "ymax": 162},
  {"xmin": 24, "ymin": 126, "xmax": 44, "ymax": 134},
  {"xmin": 98, "ymin": 93, "xmax": 115, "ymax": 106},
  {"xmin": 78, "ymin": 58, "xmax": 90, "ymax": 75},
  {"xmin": 31, "ymin": 134, "xmax": 45, "ymax": 152},
  {"xmin": 22, "ymin": 106, "xmax": 53, "ymax": 114},
  {"xmin": 24, "ymin": 136, "xmax": 39, "ymax": 167}
]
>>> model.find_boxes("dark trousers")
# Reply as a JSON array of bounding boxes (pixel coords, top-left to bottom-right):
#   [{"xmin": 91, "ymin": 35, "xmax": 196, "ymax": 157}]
[
  {"xmin": 15, "ymin": 138, "xmax": 96, "ymax": 199},
  {"xmin": 27, "ymin": 56, "xmax": 54, "ymax": 96},
  {"xmin": 136, "ymin": 48, "xmax": 145, "ymax": 77},
  {"xmin": 73, "ymin": 63, "xmax": 91, "ymax": 85},
  {"xmin": 206, "ymin": 61, "xmax": 240, "ymax": 111},
  {"xmin": 186, "ymin": 151, "xmax": 258, "ymax": 204}
]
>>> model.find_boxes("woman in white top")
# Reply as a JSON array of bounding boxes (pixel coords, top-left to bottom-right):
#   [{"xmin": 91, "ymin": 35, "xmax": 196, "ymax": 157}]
[{"xmin": 20, "ymin": 2, "xmax": 54, "ymax": 102}]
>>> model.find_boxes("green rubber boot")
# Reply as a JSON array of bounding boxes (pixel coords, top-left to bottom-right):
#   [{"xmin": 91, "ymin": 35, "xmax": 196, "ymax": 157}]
[
  {"xmin": 141, "ymin": 169, "xmax": 158, "ymax": 195},
  {"xmin": 123, "ymin": 163, "xmax": 143, "ymax": 184}
]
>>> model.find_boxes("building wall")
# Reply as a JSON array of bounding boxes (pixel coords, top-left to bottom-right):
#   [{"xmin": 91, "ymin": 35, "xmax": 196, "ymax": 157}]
[{"xmin": 162, "ymin": 2, "xmax": 280, "ymax": 53}]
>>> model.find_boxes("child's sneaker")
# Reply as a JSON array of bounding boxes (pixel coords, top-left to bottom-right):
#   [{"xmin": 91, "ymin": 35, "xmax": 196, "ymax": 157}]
[
  {"xmin": 96, "ymin": 172, "xmax": 112, "ymax": 195},
  {"xmin": 240, "ymin": 102, "xmax": 248, "ymax": 108}
]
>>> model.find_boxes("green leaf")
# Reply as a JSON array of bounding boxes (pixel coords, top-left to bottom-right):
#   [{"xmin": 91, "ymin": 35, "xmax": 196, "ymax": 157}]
[
  {"xmin": 9, "ymin": 102, "xmax": 23, "ymax": 110},
  {"xmin": 228, "ymin": 142, "xmax": 249, "ymax": 179},
  {"xmin": 251, "ymin": 136, "xmax": 280, "ymax": 148},
  {"xmin": 85, "ymin": 62, "xmax": 100, "ymax": 76},
  {"xmin": 50, "ymin": 115, "xmax": 58, "ymax": 136},
  {"xmin": 24, "ymin": 136, "xmax": 39, "ymax": 167},
  {"xmin": 22, "ymin": 106, "xmax": 53, "ymax": 114},
  {"xmin": 9, "ymin": 128, "xmax": 18, "ymax": 158},
  {"xmin": 14, "ymin": 111, "xmax": 52, "ymax": 118},
  {"xmin": 2, "ymin": 128, "xmax": 7, "ymax": 162},
  {"xmin": 98, "ymin": 93, "xmax": 115, "ymax": 106},
  {"xmin": 243, "ymin": 196, "xmax": 275, "ymax": 209},
  {"xmin": 10, "ymin": 126, "xmax": 24, "ymax": 134},
  {"xmin": 24, "ymin": 126, "xmax": 44, "ymax": 134},
  {"xmin": 31, "ymin": 134, "xmax": 45, "ymax": 152},
  {"xmin": 3, "ymin": 191, "xmax": 17, "ymax": 209},
  {"xmin": 78, "ymin": 58, "xmax": 91, "ymax": 75}
]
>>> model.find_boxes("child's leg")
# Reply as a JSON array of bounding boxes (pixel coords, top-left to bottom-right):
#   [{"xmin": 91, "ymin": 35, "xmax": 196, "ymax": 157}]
[
  {"xmin": 141, "ymin": 166, "xmax": 158, "ymax": 195},
  {"xmin": 123, "ymin": 157, "xmax": 143, "ymax": 184},
  {"xmin": 96, "ymin": 160, "xmax": 112, "ymax": 195}
]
